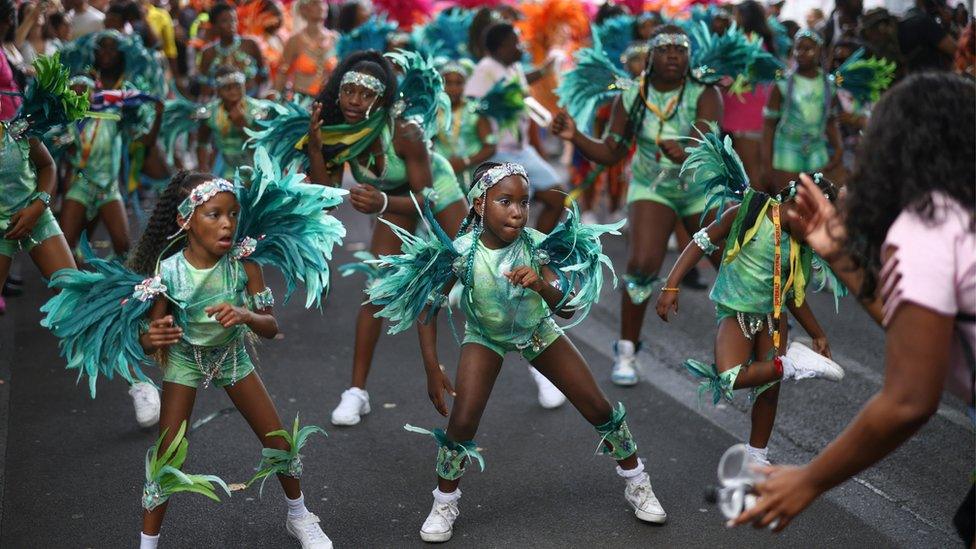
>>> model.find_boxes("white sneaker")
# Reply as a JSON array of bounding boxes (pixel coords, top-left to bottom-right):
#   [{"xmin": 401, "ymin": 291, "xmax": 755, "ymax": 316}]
[
  {"xmin": 784, "ymin": 342, "xmax": 844, "ymax": 382},
  {"xmin": 611, "ymin": 340, "xmax": 640, "ymax": 386},
  {"xmin": 746, "ymin": 445, "xmax": 771, "ymax": 467},
  {"xmin": 286, "ymin": 512, "xmax": 333, "ymax": 549},
  {"xmin": 528, "ymin": 367, "xmax": 566, "ymax": 409},
  {"xmin": 129, "ymin": 382, "xmax": 160, "ymax": 428},
  {"xmin": 420, "ymin": 500, "xmax": 459, "ymax": 543},
  {"xmin": 330, "ymin": 387, "xmax": 370, "ymax": 426},
  {"xmin": 624, "ymin": 473, "xmax": 667, "ymax": 524}
]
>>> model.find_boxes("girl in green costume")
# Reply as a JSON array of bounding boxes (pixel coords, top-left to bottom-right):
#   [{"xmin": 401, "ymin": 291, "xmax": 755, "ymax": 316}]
[
  {"xmin": 552, "ymin": 25, "xmax": 723, "ymax": 387},
  {"xmin": 432, "ymin": 60, "xmax": 497, "ymax": 193},
  {"xmin": 197, "ymin": 66, "xmax": 273, "ymax": 179},
  {"xmin": 656, "ymin": 132, "xmax": 846, "ymax": 466},
  {"xmin": 367, "ymin": 162, "xmax": 666, "ymax": 542},
  {"xmin": 197, "ymin": 2, "xmax": 266, "ymax": 98}
]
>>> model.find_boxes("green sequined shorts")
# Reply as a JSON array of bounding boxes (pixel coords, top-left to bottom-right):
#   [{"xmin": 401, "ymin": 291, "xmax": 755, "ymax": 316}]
[
  {"xmin": 162, "ymin": 340, "xmax": 255, "ymax": 389},
  {"xmin": 627, "ymin": 172, "xmax": 708, "ymax": 218},
  {"xmin": 462, "ymin": 319, "xmax": 563, "ymax": 361},
  {"xmin": 65, "ymin": 176, "xmax": 123, "ymax": 221},
  {"xmin": 0, "ymin": 208, "xmax": 62, "ymax": 258}
]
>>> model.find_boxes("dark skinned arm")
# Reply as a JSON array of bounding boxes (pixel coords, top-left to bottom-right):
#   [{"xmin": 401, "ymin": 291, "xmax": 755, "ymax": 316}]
[
  {"xmin": 139, "ymin": 298, "xmax": 181, "ymax": 355},
  {"xmin": 203, "ymin": 261, "xmax": 279, "ymax": 339},
  {"xmin": 417, "ymin": 276, "xmax": 458, "ymax": 417},
  {"xmin": 505, "ymin": 264, "xmax": 574, "ymax": 319},
  {"xmin": 786, "ymin": 300, "xmax": 831, "ymax": 357},
  {"xmin": 762, "ymin": 85, "xmax": 783, "ymax": 192},
  {"xmin": 4, "ymin": 138, "xmax": 56, "ymax": 240},
  {"xmin": 551, "ymin": 95, "xmax": 631, "ymax": 165},
  {"xmin": 657, "ymin": 84, "xmax": 723, "ymax": 164}
]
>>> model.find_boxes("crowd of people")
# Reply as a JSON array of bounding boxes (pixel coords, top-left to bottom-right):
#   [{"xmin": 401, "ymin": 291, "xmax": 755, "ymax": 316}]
[{"xmin": 0, "ymin": 0, "xmax": 972, "ymax": 547}]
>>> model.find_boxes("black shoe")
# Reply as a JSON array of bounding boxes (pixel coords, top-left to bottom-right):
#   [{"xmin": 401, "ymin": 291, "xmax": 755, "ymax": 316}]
[
  {"xmin": 1, "ymin": 282, "xmax": 23, "ymax": 297},
  {"xmin": 680, "ymin": 267, "xmax": 708, "ymax": 291}
]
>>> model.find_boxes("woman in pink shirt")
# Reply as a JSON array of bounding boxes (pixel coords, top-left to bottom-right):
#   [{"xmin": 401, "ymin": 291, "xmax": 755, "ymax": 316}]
[
  {"xmin": 0, "ymin": 0, "xmax": 22, "ymax": 121},
  {"xmin": 731, "ymin": 72, "xmax": 975, "ymax": 544}
]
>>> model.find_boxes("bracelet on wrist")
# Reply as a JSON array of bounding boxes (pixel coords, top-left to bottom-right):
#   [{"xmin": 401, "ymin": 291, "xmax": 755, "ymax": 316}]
[
  {"xmin": 378, "ymin": 191, "xmax": 389, "ymax": 215},
  {"xmin": 660, "ymin": 287, "xmax": 680, "ymax": 293}
]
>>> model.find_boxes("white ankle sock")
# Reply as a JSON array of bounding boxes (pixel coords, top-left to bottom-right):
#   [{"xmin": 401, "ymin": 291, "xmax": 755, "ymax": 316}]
[
  {"xmin": 286, "ymin": 492, "xmax": 309, "ymax": 519},
  {"xmin": 432, "ymin": 487, "xmax": 461, "ymax": 504},
  {"xmin": 746, "ymin": 444, "xmax": 769, "ymax": 463},
  {"xmin": 615, "ymin": 457, "xmax": 646, "ymax": 485},
  {"xmin": 140, "ymin": 532, "xmax": 159, "ymax": 549}
]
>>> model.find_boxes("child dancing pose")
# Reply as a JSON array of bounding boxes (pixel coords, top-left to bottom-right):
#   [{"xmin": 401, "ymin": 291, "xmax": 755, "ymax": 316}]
[
  {"xmin": 369, "ymin": 162, "xmax": 666, "ymax": 543},
  {"xmin": 656, "ymin": 131, "xmax": 846, "ymax": 465},
  {"xmin": 41, "ymin": 150, "xmax": 346, "ymax": 548}
]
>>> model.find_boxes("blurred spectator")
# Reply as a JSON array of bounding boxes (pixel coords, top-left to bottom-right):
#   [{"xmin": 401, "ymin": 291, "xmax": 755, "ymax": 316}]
[
  {"xmin": 898, "ymin": 0, "xmax": 957, "ymax": 72},
  {"xmin": 954, "ymin": 20, "xmax": 975, "ymax": 77},
  {"xmin": 0, "ymin": 0, "xmax": 22, "ymax": 120},
  {"xmin": 821, "ymin": 0, "xmax": 863, "ymax": 47},
  {"xmin": 860, "ymin": 8, "xmax": 906, "ymax": 79},
  {"xmin": 806, "ymin": 7, "xmax": 825, "ymax": 29},
  {"xmin": 64, "ymin": 0, "xmax": 104, "ymax": 39}
]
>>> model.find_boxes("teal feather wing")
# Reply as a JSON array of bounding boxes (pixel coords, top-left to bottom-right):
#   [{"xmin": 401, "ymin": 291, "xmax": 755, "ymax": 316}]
[
  {"xmin": 680, "ymin": 123, "xmax": 749, "ymax": 219},
  {"xmin": 688, "ymin": 22, "xmax": 765, "ymax": 84},
  {"xmin": 336, "ymin": 16, "xmax": 398, "ymax": 60},
  {"xmin": 160, "ymin": 95, "xmax": 210, "ymax": 163},
  {"xmin": 235, "ymin": 146, "xmax": 348, "ymax": 309},
  {"xmin": 386, "ymin": 49, "xmax": 452, "ymax": 140},
  {"xmin": 245, "ymin": 100, "xmax": 310, "ymax": 173},
  {"xmin": 556, "ymin": 31, "xmax": 634, "ymax": 134},
  {"xmin": 366, "ymin": 204, "xmax": 460, "ymax": 334},
  {"xmin": 535, "ymin": 202, "xmax": 625, "ymax": 329},
  {"xmin": 831, "ymin": 48, "xmax": 896, "ymax": 103},
  {"xmin": 39, "ymin": 237, "xmax": 157, "ymax": 398}
]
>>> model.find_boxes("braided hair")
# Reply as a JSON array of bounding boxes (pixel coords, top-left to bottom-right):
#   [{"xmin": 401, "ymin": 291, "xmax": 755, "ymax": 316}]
[
  {"xmin": 315, "ymin": 50, "xmax": 397, "ymax": 126},
  {"xmin": 127, "ymin": 171, "xmax": 214, "ymax": 275}
]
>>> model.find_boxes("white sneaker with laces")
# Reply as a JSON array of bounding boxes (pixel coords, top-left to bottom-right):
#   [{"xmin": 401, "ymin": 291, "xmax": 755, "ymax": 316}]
[
  {"xmin": 330, "ymin": 387, "xmax": 370, "ymax": 426},
  {"xmin": 286, "ymin": 512, "xmax": 333, "ymax": 549},
  {"xmin": 129, "ymin": 382, "xmax": 160, "ymax": 428},
  {"xmin": 611, "ymin": 340, "xmax": 640, "ymax": 386},
  {"xmin": 420, "ymin": 500, "xmax": 459, "ymax": 543},
  {"xmin": 784, "ymin": 342, "xmax": 844, "ymax": 382},
  {"xmin": 624, "ymin": 473, "xmax": 667, "ymax": 524},
  {"xmin": 528, "ymin": 367, "xmax": 566, "ymax": 409}
]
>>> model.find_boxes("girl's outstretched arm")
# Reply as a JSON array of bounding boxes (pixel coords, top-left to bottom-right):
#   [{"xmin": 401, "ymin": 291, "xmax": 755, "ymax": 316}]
[
  {"xmin": 550, "ymin": 96, "xmax": 631, "ymax": 166},
  {"xmin": 417, "ymin": 276, "xmax": 458, "ymax": 417},
  {"xmin": 787, "ymin": 300, "xmax": 830, "ymax": 357}
]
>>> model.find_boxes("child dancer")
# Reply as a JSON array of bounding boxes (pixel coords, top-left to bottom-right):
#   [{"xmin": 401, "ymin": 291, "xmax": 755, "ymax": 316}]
[
  {"xmin": 433, "ymin": 59, "xmax": 497, "ymax": 192},
  {"xmin": 369, "ymin": 162, "xmax": 666, "ymax": 542},
  {"xmin": 41, "ymin": 151, "xmax": 346, "ymax": 548},
  {"xmin": 656, "ymin": 131, "xmax": 846, "ymax": 465}
]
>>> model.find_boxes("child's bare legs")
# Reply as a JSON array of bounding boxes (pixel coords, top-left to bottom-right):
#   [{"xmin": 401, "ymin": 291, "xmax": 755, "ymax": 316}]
[
  {"xmin": 224, "ymin": 373, "xmax": 300, "ymax": 499},
  {"xmin": 142, "ymin": 383, "xmax": 198, "ymax": 535},
  {"xmin": 438, "ymin": 343, "xmax": 503, "ymax": 493},
  {"xmin": 98, "ymin": 199, "xmax": 131, "ymax": 257},
  {"xmin": 620, "ymin": 201, "xmax": 675, "ymax": 343},
  {"xmin": 58, "ymin": 199, "xmax": 89, "ymax": 251}
]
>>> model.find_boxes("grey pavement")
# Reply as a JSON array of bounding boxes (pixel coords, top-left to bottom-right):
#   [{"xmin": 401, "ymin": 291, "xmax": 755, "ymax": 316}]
[{"xmin": 0, "ymin": 199, "xmax": 971, "ymax": 548}]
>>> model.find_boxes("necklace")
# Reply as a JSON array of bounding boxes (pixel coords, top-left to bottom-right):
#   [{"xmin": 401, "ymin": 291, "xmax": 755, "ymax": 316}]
[
  {"xmin": 79, "ymin": 119, "xmax": 103, "ymax": 168},
  {"xmin": 639, "ymin": 76, "xmax": 687, "ymax": 162}
]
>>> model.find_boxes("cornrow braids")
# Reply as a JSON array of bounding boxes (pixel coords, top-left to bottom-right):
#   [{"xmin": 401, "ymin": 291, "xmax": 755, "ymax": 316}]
[
  {"xmin": 458, "ymin": 161, "xmax": 501, "ymax": 287},
  {"xmin": 127, "ymin": 171, "xmax": 213, "ymax": 275}
]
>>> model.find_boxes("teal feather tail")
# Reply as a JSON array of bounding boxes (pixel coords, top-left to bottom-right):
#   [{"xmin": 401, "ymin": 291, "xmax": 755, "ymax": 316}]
[
  {"xmin": 680, "ymin": 123, "xmax": 749, "ymax": 221},
  {"xmin": 235, "ymin": 146, "xmax": 348, "ymax": 308},
  {"xmin": 473, "ymin": 77, "xmax": 527, "ymax": 130},
  {"xmin": 143, "ymin": 421, "xmax": 231, "ymax": 511},
  {"xmin": 535, "ymin": 202, "xmax": 625, "ymax": 329},
  {"xmin": 336, "ymin": 15, "xmax": 398, "ymax": 60},
  {"xmin": 831, "ymin": 48, "xmax": 896, "ymax": 104},
  {"xmin": 339, "ymin": 251, "xmax": 383, "ymax": 287},
  {"xmin": 556, "ymin": 30, "xmax": 633, "ymax": 134},
  {"xmin": 248, "ymin": 413, "xmax": 327, "ymax": 497},
  {"xmin": 40, "ymin": 236, "xmax": 157, "ymax": 398},
  {"xmin": 412, "ymin": 9, "xmax": 474, "ymax": 62},
  {"xmin": 246, "ymin": 101, "xmax": 311, "ymax": 173},
  {"xmin": 386, "ymin": 49, "xmax": 452, "ymax": 140}
]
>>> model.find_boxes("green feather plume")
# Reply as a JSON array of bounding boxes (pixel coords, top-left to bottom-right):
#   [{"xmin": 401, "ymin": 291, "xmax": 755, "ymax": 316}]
[
  {"xmin": 683, "ymin": 359, "xmax": 737, "ymax": 405},
  {"xmin": 40, "ymin": 237, "xmax": 157, "ymax": 398},
  {"xmin": 680, "ymin": 123, "xmax": 750, "ymax": 220},
  {"xmin": 235, "ymin": 147, "xmax": 348, "ymax": 308},
  {"xmin": 336, "ymin": 15, "xmax": 397, "ymax": 60},
  {"xmin": 245, "ymin": 101, "xmax": 311, "ymax": 173},
  {"xmin": 248, "ymin": 414, "xmax": 327, "ymax": 497},
  {"xmin": 810, "ymin": 253, "xmax": 848, "ymax": 312},
  {"xmin": 556, "ymin": 30, "xmax": 634, "ymax": 133},
  {"xmin": 386, "ymin": 49, "xmax": 452, "ymax": 140},
  {"xmin": 143, "ymin": 421, "xmax": 231, "ymax": 511},
  {"xmin": 473, "ymin": 77, "xmax": 527, "ymax": 130},
  {"xmin": 10, "ymin": 53, "xmax": 109, "ymax": 139},
  {"xmin": 403, "ymin": 424, "xmax": 485, "ymax": 473},
  {"xmin": 830, "ymin": 48, "xmax": 896, "ymax": 103}
]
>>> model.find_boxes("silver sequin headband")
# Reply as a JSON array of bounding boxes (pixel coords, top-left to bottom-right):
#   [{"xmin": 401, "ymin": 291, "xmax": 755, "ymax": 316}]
[
  {"xmin": 466, "ymin": 163, "xmax": 528, "ymax": 203},
  {"xmin": 341, "ymin": 71, "xmax": 386, "ymax": 94},
  {"xmin": 650, "ymin": 33, "xmax": 691, "ymax": 50},
  {"xmin": 621, "ymin": 42, "xmax": 650, "ymax": 63},
  {"xmin": 215, "ymin": 71, "xmax": 246, "ymax": 87},
  {"xmin": 177, "ymin": 178, "xmax": 236, "ymax": 229},
  {"xmin": 794, "ymin": 29, "xmax": 824, "ymax": 46}
]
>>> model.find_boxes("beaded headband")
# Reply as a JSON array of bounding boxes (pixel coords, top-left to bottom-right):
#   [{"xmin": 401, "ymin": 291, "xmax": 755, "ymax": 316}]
[
  {"xmin": 794, "ymin": 29, "xmax": 824, "ymax": 46},
  {"xmin": 438, "ymin": 60, "xmax": 473, "ymax": 77},
  {"xmin": 177, "ymin": 178, "xmax": 236, "ymax": 229},
  {"xmin": 341, "ymin": 71, "xmax": 386, "ymax": 94},
  {"xmin": 650, "ymin": 33, "xmax": 690, "ymax": 50},
  {"xmin": 621, "ymin": 42, "xmax": 650, "ymax": 63},
  {"xmin": 466, "ymin": 163, "xmax": 528, "ymax": 203},
  {"xmin": 215, "ymin": 71, "xmax": 246, "ymax": 87}
]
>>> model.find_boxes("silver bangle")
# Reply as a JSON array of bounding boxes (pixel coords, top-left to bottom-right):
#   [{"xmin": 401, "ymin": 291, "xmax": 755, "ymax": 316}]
[{"xmin": 378, "ymin": 191, "xmax": 389, "ymax": 215}]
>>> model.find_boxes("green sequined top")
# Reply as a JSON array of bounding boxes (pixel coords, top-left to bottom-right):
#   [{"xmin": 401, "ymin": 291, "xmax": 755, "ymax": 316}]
[
  {"xmin": 71, "ymin": 117, "xmax": 123, "ymax": 189},
  {"xmin": 772, "ymin": 72, "xmax": 830, "ymax": 172},
  {"xmin": 159, "ymin": 252, "xmax": 249, "ymax": 347},
  {"xmin": 0, "ymin": 129, "xmax": 36, "ymax": 229},
  {"xmin": 710, "ymin": 214, "xmax": 793, "ymax": 314}
]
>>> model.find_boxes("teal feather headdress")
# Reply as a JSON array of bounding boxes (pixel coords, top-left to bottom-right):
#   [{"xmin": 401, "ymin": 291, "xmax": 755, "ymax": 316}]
[
  {"xmin": 829, "ymin": 48, "xmax": 896, "ymax": 103},
  {"xmin": 336, "ymin": 15, "xmax": 398, "ymax": 60},
  {"xmin": 556, "ymin": 30, "xmax": 634, "ymax": 134},
  {"xmin": 386, "ymin": 49, "xmax": 451, "ymax": 140},
  {"xmin": 593, "ymin": 14, "xmax": 636, "ymax": 70},
  {"xmin": 473, "ymin": 77, "xmax": 526, "ymax": 130},
  {"xmin": 680, "ymin": 123, "xmax": 750, "ymax": 220},
  {"xmin": 59, "ymin": 30, "xmax": 166, "ymax": 96}
]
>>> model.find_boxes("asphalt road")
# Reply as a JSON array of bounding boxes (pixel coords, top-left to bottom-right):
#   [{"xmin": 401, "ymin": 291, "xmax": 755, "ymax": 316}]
[{"xmin": 0, "ymin": 198, "xmax": 971, "ymax": 548}]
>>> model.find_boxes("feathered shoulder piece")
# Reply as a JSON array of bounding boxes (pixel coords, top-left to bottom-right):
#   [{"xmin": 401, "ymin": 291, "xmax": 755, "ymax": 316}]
[
  {"xmin": 556, "ymin": 30, "xmax": 634, "ymax": 134},
  {"xmin": 160, "ymin": 94, "xmax": 213, "ymax": 163},
  {"xmin": 472, "ymin": 77, "xmax": 526, "ymax": 130},
  {"xmin": 412, "ymin": 8, "xmax": 474, "ymax": 62},
  {"xmin": 336, "ymin": 16, "xmax": 398, "ymax": 60},
  {"xmin": 367, "ymin": 202, "xmax": 460, "ymax": 334},
  {"xmin": 40, "ymin": 238, "xmax": 162, "ymax": 397},
  {"xmin": 245, "ymin": 100, "xmax": 311, "ymax": 173},
  {"xmin": 593, "ymin": 14, "xmax": 635, "ymax": 70},
  {"xmin": 767, "ymin": 16, "xmax": 792, "ymax": 60},
  {"xmin": 8, "ymin": 53, "xmax": 110, "ymax": 140},
  {"xmin": 386, "ymin": 50, "xmax": 451, "ymax": 140},
  {"xmin": 533, "ymin": 202, "xmax": 624, "ymax": 329},
  {"xmin": 829, "ymin": 48, "xmax": 896, "ymax": 103},
  {"xmin": 687, "ymin": 22, "xmax": 768, "ymax": 85},
  {"xmin": 234, "ymin": 146, "xmax": 348, "ymax": 308},
  {"xmin": 680, "ymin": 123, "xmax": 749, "ymax": 219}
]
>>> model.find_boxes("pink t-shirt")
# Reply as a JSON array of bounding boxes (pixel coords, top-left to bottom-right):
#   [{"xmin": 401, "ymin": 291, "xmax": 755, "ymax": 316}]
[
  {"xmin": 880, "ymin": 192, "xmax": 976, "ymax": 407},
  {"xmin": 720, "ymin": 83, "xmax": 771, "ymax": 134},
  {"xmin": 0, "ymin": 51, "xmax": 21, "ymax": 121}
]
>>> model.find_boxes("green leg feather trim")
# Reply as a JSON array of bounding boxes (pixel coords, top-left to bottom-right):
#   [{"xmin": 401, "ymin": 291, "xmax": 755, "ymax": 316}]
[
  {"xmin": 683, "ymin": 360, "xmax": 741, "ymax": 406},
  {"xmin": 404, "ymin": 424, "xmax": 485, "ymax": 481},
  {"xmin": 623, "ymin": 273, "xmax": 660, "ymax": 305},
  {"xmin": 594, "ymin": 402, "xmax": 638, "ymax": 460},
  {"xmin": 247, "ymin": 413, "xmax": 328, "ymax": 497},
  {"xmin": 142, "ymin": 421, "xmax": 231, "ymax": 511}
]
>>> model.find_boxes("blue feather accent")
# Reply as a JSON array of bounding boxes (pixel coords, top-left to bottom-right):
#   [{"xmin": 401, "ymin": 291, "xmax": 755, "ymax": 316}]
[
  {"xmin": 245, "ymin": 101, "xmax": 310, "ymax": 173},
  {"xmin": 386, "ymin": 50, "xmax": 452, "ymax": 140},
  {"xmin": 680, "ymin": 123, "xmax": 750, "ymax": 221},
  {"xmin": 235, "ymin": 147, "xmax": 348, "ymax": 308},
  {"xmin": 40, "ymin": 237, "xmax": 157, "ymax": 398},
  {"xmin": 336, "ymin": 16, "xmax": 398, "ymax": 60},
  {"xmin": 556, "ymin": 30, "xmax": 634, "ymax": 134}
]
